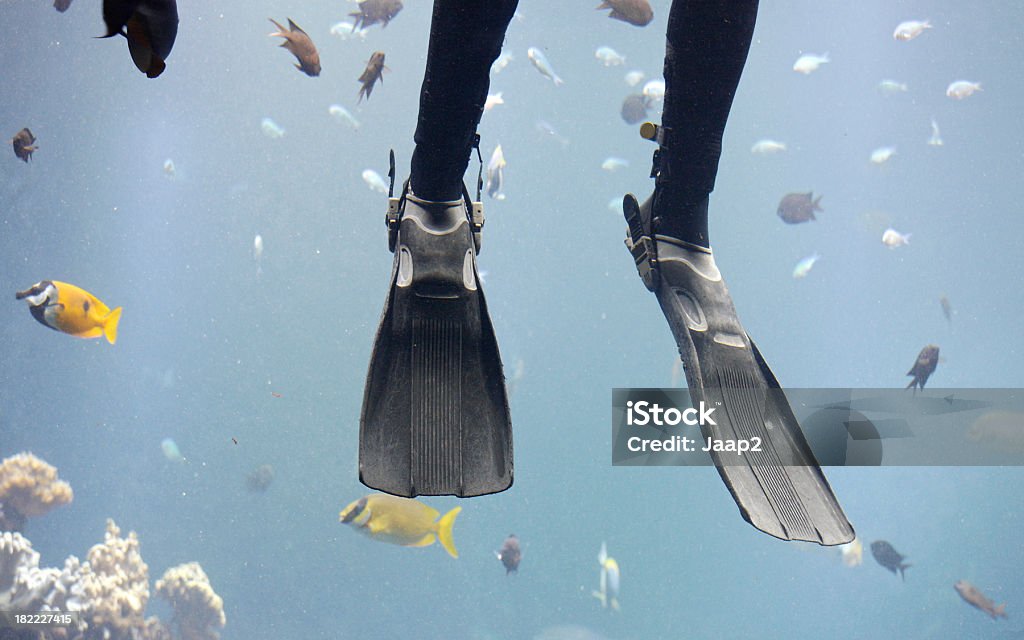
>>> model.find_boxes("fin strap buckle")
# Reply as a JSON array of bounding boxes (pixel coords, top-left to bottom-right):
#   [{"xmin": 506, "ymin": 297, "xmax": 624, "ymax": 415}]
[
  {"xmin": 622, "ymin": 194, "xmax": 660, "ymax": 292},
  {"xmin": 386, "ymin": 196, "xmax": 402, "ymax": 252}
]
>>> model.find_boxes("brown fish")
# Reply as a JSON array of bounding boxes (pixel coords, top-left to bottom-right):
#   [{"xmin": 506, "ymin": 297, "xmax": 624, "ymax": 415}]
[
  {"xmin": 906, "ymin": 344, "xmax": 939, "ymax": 390},
  {"xmin": 358, "ymin": 51, "xmax": 386, "ymax": 103},
  {"xmin": 54, "ymin": 0, "xmax": 73, "ymax": 12},
  {"xmin": 245, "ymin": 464, "xmax": 274, "ymax": 492},
  {"xmin": 495, "ymin": 534, "xmax": 521, "ymax": 574},
  {"xmin": 102, "ymin": 0, "xmax": 179, "ymax": 78},
  {"xmin": 12, "ymin": 128, "xmax": 37, "ymax": 163},
  {"xmin": 870, "ymin": 540, "xmax": 910, "ymax": 580},
  {"xmin": 269, "ymin": 18, "xmax": 321, "ymax": 77},
  {"xmin": 350, "ymin": 0, "xmax": 403, "ymax": 30},
  {"xmin": 955, "ymin": 581, "xmax": 1007, "ymax": 620},
  {"xmin": 597, "ymin": 0, "xmax": 653, "ymax": 27},
  {"xmin": 777, "ymin": 192, "xmax": 822, "ymax": 224},
  {"xmin": 620, "ymin": 94, "xmax": 649, "ymax": 125}
]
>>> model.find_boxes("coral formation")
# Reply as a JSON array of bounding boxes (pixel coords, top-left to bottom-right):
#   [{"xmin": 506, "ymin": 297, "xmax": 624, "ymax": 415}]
[
  {"xmin": 0, "ymin": 453, "xmax": 73, "ymax": 532},
  {"xmin": 156, "ymin": 563, "xmax": 226, "ymax": 640},
  {"xmin": 71, "ymin": 519, "xmax": 152, "ymax": 636}
]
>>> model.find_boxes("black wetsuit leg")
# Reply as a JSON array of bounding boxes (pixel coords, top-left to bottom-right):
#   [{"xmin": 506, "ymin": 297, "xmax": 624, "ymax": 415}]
[
  {"xmin": 409, "ymin": 0, "xmax": 519, "ymax": 202},
  {"xmin": 652, "ymin": 0, "xmax": 759, "ymax": 247}
]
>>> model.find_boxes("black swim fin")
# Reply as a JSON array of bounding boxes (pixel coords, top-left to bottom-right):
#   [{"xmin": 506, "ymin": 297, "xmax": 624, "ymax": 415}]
[
  {"xmin": 624, "ymin": 192, "xmax": 854, "ymax": 545},
  {"xmin": 360, "ymin": 186, "xmax": 513, "ymax": 497}
]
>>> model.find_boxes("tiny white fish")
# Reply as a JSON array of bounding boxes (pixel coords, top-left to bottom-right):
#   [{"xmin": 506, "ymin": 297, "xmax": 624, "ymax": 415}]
[
  {"xmin": 751, "ymin": 139, "xmax": 786, "ymax": 155},
  {"xmin": 793, "ymin": 52, "xmax": 829, "ymax": 75},
  {"xmin": 928, "ymin": 118, "xmax": 944, "ymax": 147},
  {"xmin": 536, "ymin": 120, "xmax": 569, "ymax": 147},
  {"xmin": 601, "ymin": 157, "xmax": 629, "ymax": 172},
  {"xmin": 882, "ymin": 227, "xmax": 911, "ymax": 248},
  {"xmin": 484, "ymin": 92, "xmax": 504, "ymax": 112},
  {"xmin": 642, "ymin": 79, "xmax": 665, "ymax": 101},
  {"xmin": 328, "ymin": 104, "xmax": 360, "ymax": 130},
  {"xmin": 253, "ymin": 234, "xmax": 264, "ymax": 275},
  {"xmin": 893, "ymin": 20, "xmax": 931, "ymax": 42},
  {"xmin": 162, "ymin": 158, "xmax": 176, "ymax": 178},
  {"xmin": 946, "ymin": 80, "xmax": 981, "ymax": 100},
  {"xmin": 870, "ymin": 147, "xmax": 896, "ymax": 165},
  {"xmin": 161, "ymin": 438, "xmax": 184, "ymax": 463},
  {"xmin": 491, "ymin": 51, "xmax": 514, "ymax": 75},
  {"xmin": 624, "ymin": 70, "xmax": 645, "ymax": 87},
  {"xmin": 595, "ymin": 46, "xmax": 626, "ymax": 67},
  {"xmin": 329, "ymin": 20, "xmax": 366, "ymax": 40},
  {"xmin": 792, "ymin": 253, "xmax": 821, "ymax": 279},
  {"xmin": 261, "ymin": 117, "xmax": 285, "ymax": 139},
  {"xmin": 486, "ymin": 145, "xmax": 506, "ymax": 200},
  {"xmin": 527, "ymin": 47, "xmax": 563, "ymax": 86},
  {"xmin": 362, "ymin": 169, "xmax": 388, "ymax": 194},
  {"xmin": 877, "ymin": 79, "xmax": 908, "ymax": 94},
  {"xmin": 608, "ymin": 196, "xmax": 622, "ymax": 212}
]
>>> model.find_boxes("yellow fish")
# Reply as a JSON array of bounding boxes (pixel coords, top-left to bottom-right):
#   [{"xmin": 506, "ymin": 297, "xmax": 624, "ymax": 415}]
[
  {"xmin": 16, "ymin": 280, "xmax": 122, "ymax": 344},
  {"xmin": 339, "ymin": 493, "xmax": 460, "ymax": 558}
]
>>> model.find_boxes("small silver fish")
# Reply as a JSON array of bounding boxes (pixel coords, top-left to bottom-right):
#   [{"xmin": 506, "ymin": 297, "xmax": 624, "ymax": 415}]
[
  {"xmin": 882, "ymin": 227, "xmax": 911, "ymax": 248},
  {"xmin": 486, "ymin": 145, "xmax": 506, "ymax": 200},
  {"xmin": 329, "ymin": 104, "xmax": 360, "ymax": 130},
  {"xmin": 162, "ymin": 158, "xmax": 176, "ymax": 178},
  {"xmin": 641, "ymin": 79, "xmax": 664, "ymax": 101},
  {"xmin": 751, "ymin": 139, "xmax": 786, "ymax": 154},
  {"xmin": 792, "ymin": 253, "xmax": 821, "ymax": 279},
  {"xmin": 362, "ymin": 169, "xmax": 387, "ymax": 194},
  {"xmin": 491, "ymin": 52, "xmax": 514, "ymax": 74},
  {"xmin": 484, "ymin": 92, "xmax": 504, "ymax": 112},
  {"xmin": 893, "ymin": 19, "xmax": 931, "ymax": 41},
  {"xmin": 601, "ymin": 157, "xmax": 629, "ymax": 172},
  {"xmin": 877, "ymin": 79, "xmax": 908, "ymax": 94},
  {"xmin": 624, "ymin": 70, "xmax": 645, "ymax": 87},
  {"xmin": 928, "ymin": 118, "xmax": 943, "ymax": 147},
  {"xmin": 946, "ymin": 80, "xmax": 981, "ymax": 100},
  {"xmin": 261, "ymin": 117, "xmax": 285, "ymax": 138},
  {"xmin": 527, "ymin": 47, "xmax": 563, "ymax": 86},
  {"xmin": 870, "ymin": 147, "xmax": 896, "ymax": 165},
  {"xmin": 595, "ymin": 46, "xmax": 626, "ymax": 66},
  {"xmin": 793, "ymin": 52, "xmax": 829, "ymax": 74}
]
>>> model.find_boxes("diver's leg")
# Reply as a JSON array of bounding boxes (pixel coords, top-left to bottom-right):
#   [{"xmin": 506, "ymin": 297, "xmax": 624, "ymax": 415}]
[
  {"xmin": 410, "ymin": 0, "xmax": 519, "ymax": 201},
  {"xmin": 652, "ymin": 0, "xmax": 758, "ymax": 247},
  {"xmin": 623, "ymin": 0, "xmax": 854, "ymax": 543},
  {"xmin": 360, "ymin": 0, "xmax": 518, "ymax": 498}
]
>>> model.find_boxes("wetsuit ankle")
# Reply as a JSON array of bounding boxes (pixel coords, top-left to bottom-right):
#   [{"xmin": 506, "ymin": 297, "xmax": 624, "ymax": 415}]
[{"xmin": 652, "ymin": 191, "xmax": 710, "ymax": 248}]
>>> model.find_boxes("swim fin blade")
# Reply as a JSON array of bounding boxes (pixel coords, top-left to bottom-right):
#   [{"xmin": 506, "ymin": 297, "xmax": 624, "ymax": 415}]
[
  {"xmin": 360, "ymin": 189, "xmax": 513, "ymax": 497},
  {"xmin": 624, "ymin": 193, "xmax": 853, "ymax": 545}
]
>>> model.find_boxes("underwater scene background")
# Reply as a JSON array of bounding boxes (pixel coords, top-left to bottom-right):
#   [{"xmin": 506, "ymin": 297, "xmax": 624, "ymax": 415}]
[{"xmin": 2, "ymin": 0, "xmax": 1023, "ymax": 638}]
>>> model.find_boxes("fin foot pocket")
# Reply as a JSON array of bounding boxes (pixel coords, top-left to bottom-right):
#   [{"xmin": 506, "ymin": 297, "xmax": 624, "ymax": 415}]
[{"xmin": 360, "ymin": 188, "xmax": 512, "ymax": 498}]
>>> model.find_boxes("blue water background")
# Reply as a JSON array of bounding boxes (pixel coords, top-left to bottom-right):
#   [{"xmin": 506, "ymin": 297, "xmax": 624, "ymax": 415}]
[{"xmin": 2, "ymin": 0, "xmax": 1022, "ymax": 638}]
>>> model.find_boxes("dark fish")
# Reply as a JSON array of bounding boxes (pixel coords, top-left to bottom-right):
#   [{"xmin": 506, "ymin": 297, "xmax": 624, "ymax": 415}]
[
  {"xmin": 495, "ymin": 534, "xmax": 521, "ymax": 574},
  {"xmin": 954, "ymin": 581, "xmax": 1007, "ymax": 620},
  {"xmin": 102, "ymin": 0, "xmax": 179, "ymax": 78},
  {"xmin": 596, "ymin": 0, "xmax": 653, "ymax": 27},
  {"xmin": 906, "ymin": 344, "xmax": 939, "ymax": 390},
  {"xmin": 350, "ymin": 0, "xmax": 403, "ymax": 30},
  {"xmin": 269, "ymin": 18, "xmax": 320, "ymax": 77},
  {"xmin": 870, "ymin": 540, "xmax": 910, "ymax": 580},
  {"xmin": 620, "ymin": 94, "xmax": 649, "ymax": 125},
  {"xmin": 245, "ymin": 464, "xmax": 274, "ymax": 492},
  {"xmin": 358, "ymin": 51, "xmax": 386, "ymax": 103},
  {"xmin": 940, "ymin": 295, "xmax": 953, "ymax": 323},
  {"xmin": 54, "ymin": 0, "xmax": 73, "ymax": 12},
  {"xmin": 777, "ymin": 192, "xmax": 822, "ymax": 224},
  {"xmin": 12, "ymin": 128, "xmax": 37, "ymax": 163}
]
